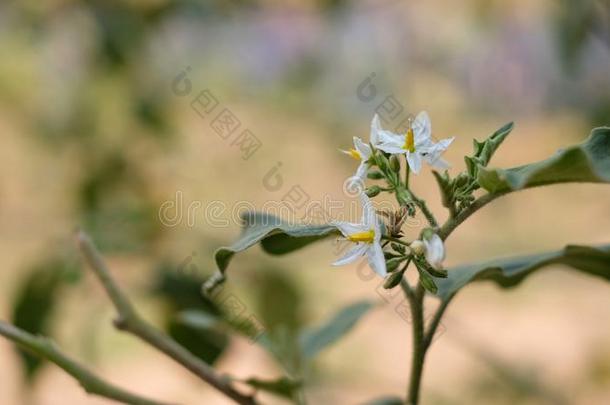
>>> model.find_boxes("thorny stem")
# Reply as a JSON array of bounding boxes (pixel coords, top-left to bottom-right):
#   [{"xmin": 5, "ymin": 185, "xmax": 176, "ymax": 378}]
[
  {"xmin": 0, "ymin": 321, "xmax": 172, "ymax": 405},
  {"xmin": 76, "ymin": 231, "xmax": 257, "ymax": 405}
]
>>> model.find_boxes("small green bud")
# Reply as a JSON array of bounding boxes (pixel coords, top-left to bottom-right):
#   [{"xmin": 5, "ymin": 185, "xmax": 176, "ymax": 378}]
[
  {"xmin": 410, "ymin": 240, "xmax": 426, "ymax": 256},
  {"xmin": 383, "ymin": 270, "xmax": 404, "ymax": 289},
  {"xmin": 376, "ymin": 152, "xmax": 390, "ymax": 171},
  {"xmin": 395, "ymin": 187, "xmax": 411, "ymax": 206},
  {"xmin": 421, "ymin": 228, "xmax": 436, "ymax": 241},
  {"xmin": 389, "ymin": 155, "xmax": 401, "ymax": 172},
  {"xmin": 455, "ymin": 173, "xmax": 470, "ymax": 187},
  {"xmin": 418, "ymin": 269, "xmax": 438, "ymax": 293},
  {"xmin": 391, "ymin": 243, "xmax": 406, "ymax": 254},
  {"xmin": 365, "ymin": 185, "xmax": 382, "ymax": 197},
  {"xmin": 385, "ymin": 257, "xmax": 404, "ymax": 273},
  {"xmin": 367, "ymin": 170, "xmax": 385, "ymax": 180}
]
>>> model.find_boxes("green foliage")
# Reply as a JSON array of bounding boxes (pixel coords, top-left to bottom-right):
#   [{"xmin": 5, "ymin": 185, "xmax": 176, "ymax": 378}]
[
  {"xmin": 256, "ymin": 270, "xmax": 305, "ymax": 334},
  {"xmin": 11, "ymin": 256, "xmax": 80, "ymax": 382},
  {"xmin": 465, "ymin": 122, "xmax": 514, "ymax": 178},
  {"xmin": 435, "ymin": 244, "xmax": 610, "ymax": 300},
  {"xmin": 205, "ymin": 212, "xmax": 338, "ymax": 292},
  {"xmin": 299, "ymin": 301, "xmax": 374, "ymax": 359},
  {"xmin": 242, "ymin": 376, "xmax": 303, "ymax": 399},
  {"xmin": 434, "ymin": 122, "xmax": 514, "ymax": 215},
  {"xmin": 478, "ymin": 127, "xmax": 610, "ymax": 193},
  {"xmin": 153, "ymin": 266, "xmax": 229, "ymax": 364}
]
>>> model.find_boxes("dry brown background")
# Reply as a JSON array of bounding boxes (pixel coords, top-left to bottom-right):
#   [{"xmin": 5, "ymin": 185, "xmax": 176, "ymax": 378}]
[{"xmin": 1, "ymin": 0, "xmax": 610, "ymax": 404}]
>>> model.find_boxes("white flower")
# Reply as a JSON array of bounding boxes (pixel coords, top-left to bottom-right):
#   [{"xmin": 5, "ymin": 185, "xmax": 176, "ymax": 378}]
[
  {"xmin": 342, "ymin": 114, "xmax": 388, "ymax": 187},
  {"xmin": 342, "ymin": 136, "xmax": 372, "ymax": 186},
  {"xmin": 332, "ymin": 194, "xmax": 386, "ymax": 277},
  {"xmin": 423, "ymin": 233, "xmax": 445, "ymax": 270},
  {"xmin": 376, "ymin": 111, "xmax": 454, "ymax": 174}
]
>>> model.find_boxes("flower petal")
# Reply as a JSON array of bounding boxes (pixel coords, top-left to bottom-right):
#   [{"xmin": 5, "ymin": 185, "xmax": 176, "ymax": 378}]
[
  {"xmin": 370, "ymin": 114, "xmax": 382, "ymax": 145},
  {"xmin": 353, "ymin": 137, "xmax": 372, "ymax": 159},
  {"xmin": 412, "ymin": 111, "xmax": 431, "ymax": 140},
  {"xmin": 354, "ymin": 162, "xmax": 369, "ymax": 182},
  {"xmin": 360, "ymin": 193, "xmax": 377, "ymax": 228},
  {"xmin": 366, "ymin": 242, "xmax": 387, "ymax": 277},
  {"xmin": 406, "ymin": 151, "xmax": 422, "ymax": 174},
  {"xmin": 332, "ymin": 221, "xmax": 365, "ymax": 237},
  {"xmin": 333, "ymin": 243, "xmax": 368, "ymax": 266},
  {"xmin": 423, "ymin": 137, "xmax": 454, "ymax": 169},
  {"xmin": 377, "ymin": 132, "xmax": 406, "ymax": 154},
  {"xmin": 425, "ymin": 156, "xmax": 451, "ymax": 170},
  {"xmin": 424, "ymin": 234, "xmax": 445, "ymax": 269}
]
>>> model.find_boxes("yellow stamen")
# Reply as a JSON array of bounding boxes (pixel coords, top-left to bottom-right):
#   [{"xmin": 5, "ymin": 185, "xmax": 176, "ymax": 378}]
[
  {"xmin": 347, "ymin": 229, "xmax": 375, "ymax": 243},
  {"xmin": 347, "ymin": 148, "xmax": 362, "ymax": 161},
  {"xmin": 403, "ymin": 128, "xmax": 415, "ymax": 153}
]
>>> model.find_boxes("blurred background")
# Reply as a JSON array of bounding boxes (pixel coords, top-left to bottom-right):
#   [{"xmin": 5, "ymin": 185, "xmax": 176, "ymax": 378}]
[{"xmin": 1, "ymin": 0, "xmax": 610, "ymax": 404}]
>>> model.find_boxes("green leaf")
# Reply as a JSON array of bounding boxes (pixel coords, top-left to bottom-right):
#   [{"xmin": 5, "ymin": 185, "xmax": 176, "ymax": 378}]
[
  {"xmin": 153, "ymin": 266, "xmax": 229, "ymax": 364},
  {"xmin": 435, "ymin": 244, "xmax": 610, "ymax": 300},
  {"xmin": 299, "ymin": 301, "xmax": 374, "ymax": 359},
  {"xmin": 243, "ymin": 376, "xmax": 302, "ymax": 399},
  {"xmin": 417, "ymin": 268, "xmax": 438, "ymax": 294},
  {"xmin": 256, "ymin": 270, "xmax": 304, "ymax": 333},
  {"xmin": 11, "ymin": 257, "xmax": 76, "ymax": 381},
  {"xmin": 205, "ymin": 212, "xmax": 338, "ymax": 292},
  {"xmin": 478, "ymin": 127, "xmax": 610, "ymax": 193},
  {"xmin": 177, "ymin": 309, "xmax": 263, "ymax": 342},
  {"xmin": 431, "ymin": 170, "xmax": 455, "ymax": 210},
  {"xmin": 465, "ymin": 122, "xmax": 514, "ymax": 177}
]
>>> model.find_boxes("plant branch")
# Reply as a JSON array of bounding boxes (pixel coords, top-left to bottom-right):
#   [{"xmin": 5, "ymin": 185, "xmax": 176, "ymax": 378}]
[
  {"xmin": 382, "ymin": 235, "xmax": 410, "ymax": 246},
  {"xmin": 406, "ymin": 283, "xmax": 425, "ymax": 405},
  {"xmin": 438, "ymin": 192, "xmax": 506, "ymax": 240},
  {"xmin": 76, "ymin": 231, "xmax": 257, "ymax": 405},
  {"xmin": 410, "ymin": 192, "xmax": 438, "ymax": 228},
  {"xmin": 0, "ymin": 320, "xmax": 172, "ymax": 405}
]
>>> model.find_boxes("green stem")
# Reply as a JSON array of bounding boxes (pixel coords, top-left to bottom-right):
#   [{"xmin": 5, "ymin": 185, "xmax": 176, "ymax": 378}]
[
  {"xmin": 0, "ymin": 321, "xmax": 172, "ymax": 405},
  {"xmin": 77, "ymin": 232, "xmax": 257, "ymax": 405},
  {"xmin": 438, "ymin": 192, "xmax": 505, "ymax": 241},
  {"xmin": 410, "ymin": 192, "xmax": 438, "ymax": 229},
  {"xmin": 382, "ymin": 235, "xmax": 410, "ymax": 246},
  {"xmin": 404, "ymin": 283, "xmax": 425, "ymax": 405}
]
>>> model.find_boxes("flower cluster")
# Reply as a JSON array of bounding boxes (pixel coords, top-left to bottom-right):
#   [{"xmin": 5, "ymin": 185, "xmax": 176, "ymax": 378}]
[{"xmin": 333, "ymin": 112, "xmax": 451, "ymax": 288}]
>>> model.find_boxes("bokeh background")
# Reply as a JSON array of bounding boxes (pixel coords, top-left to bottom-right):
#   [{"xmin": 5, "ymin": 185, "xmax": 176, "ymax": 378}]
[{"xmin": 1, "ymin": 0, "xmax": 610, "ymax": 404}]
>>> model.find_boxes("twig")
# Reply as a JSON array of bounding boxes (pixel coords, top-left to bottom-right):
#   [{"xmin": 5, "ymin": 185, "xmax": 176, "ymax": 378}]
[
  {"xmin": 438, "ymin": 192, "xmax": 506, "ymax": 240},
  {"xmin": 0, "ymin": 320, "xmax": 172, "ymax": 405},
  {"xmin": 76, "ymin": 231, "xmax": 257, "ymax": 405}
]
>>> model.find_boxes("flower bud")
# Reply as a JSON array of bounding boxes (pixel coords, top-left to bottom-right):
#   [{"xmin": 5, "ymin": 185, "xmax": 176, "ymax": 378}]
[
  {"xmin": 389, "ymin": 155, "xmax": 401, "ymax": 172},
  {"xmin": 391, "ymin": 242, "xmax": 406, "ymax": 254},
  {"xmin": 365, "ymin": 185, "xmax": 382, "ymax": 198},
  {"xmin": 421, "ymin": 228, "xmax": 436, "ymax": 241},
  {"xmin": 385, "ymin": 257, "xmax": 403, "ymax": 273},
  {"xmin": 455, "ymin": 173, "xmax": 470, "ymax": 187},
  {"xmin": 410, "ymin": 240, "xmax": 426, "ymax": 256},
  {"xmin": 383, "ymin": 269, "xmax": 404, "ymax": 289},
  {"xmin": 367, "ymin": 171, "xmax": 385, "ymax": 180},
  {"xmin": 376, "ymin": 152, "xmax": 390, "ymax": 172}
]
